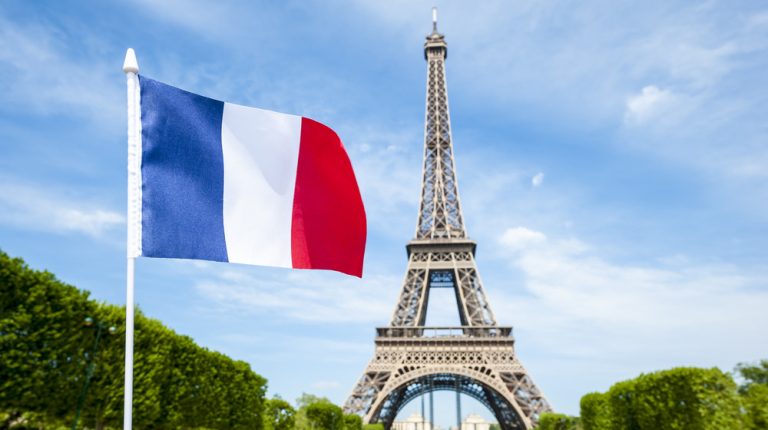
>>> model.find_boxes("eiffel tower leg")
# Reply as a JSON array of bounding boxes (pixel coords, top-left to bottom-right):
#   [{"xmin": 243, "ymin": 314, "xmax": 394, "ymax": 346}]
[
  {"xmin": 390, "ymin": 267, "xmax": 429, "ymax": 327},
  {"xmin": 344, "ymin": 371, "xmax": 391, "ymax": 418},
  {"xmin": 382, "ymin": 386, "xmax": 407, "ymax": 430},
  {"xmin": 500, "ymin": 371, "xmax": 550, "ymax": 423},
  {"xmin": 481, "ymin": 387, "xmax": 509, "ymax": 430},
  {"xmin": 454, "ymin": 266, "xmax": 496, "ymax": 327}
]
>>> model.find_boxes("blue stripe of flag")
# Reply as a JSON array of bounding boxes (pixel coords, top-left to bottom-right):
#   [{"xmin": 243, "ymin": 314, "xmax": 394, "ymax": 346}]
[{"xmin": 139, "ymin": 75, "xmax": 228, "ymax": 262}]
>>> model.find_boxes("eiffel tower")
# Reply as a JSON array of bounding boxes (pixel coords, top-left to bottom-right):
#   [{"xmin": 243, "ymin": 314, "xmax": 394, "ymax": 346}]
[{"xmin": 343, "ymin": 9, "xmax": 551, "ymax": 430}]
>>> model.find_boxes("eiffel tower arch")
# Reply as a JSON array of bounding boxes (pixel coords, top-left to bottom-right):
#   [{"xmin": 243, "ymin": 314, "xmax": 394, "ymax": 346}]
[{"xmin": 343, "ymin": 9, "xmax": 551, "ymax": 430}]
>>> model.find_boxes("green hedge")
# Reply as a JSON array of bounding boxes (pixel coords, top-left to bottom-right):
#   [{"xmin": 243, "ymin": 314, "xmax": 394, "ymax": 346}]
[
  {"xmin": 580, "ymin": 367, "xmax": 744, "ymax": 430},
  {"xmin": 580, "ymin": 392, "xmax": 609, "ymax": 430},
  {"xmin": 0, "ymin": 250, "xmax": 267, "ymax": 429},
  {"xmin": 538, "ymin": 412, "xmax": 580, "ymax": 430},
  {"xmin": 741, "ymin": 384, "xmax": 768, "ymax": 430}
]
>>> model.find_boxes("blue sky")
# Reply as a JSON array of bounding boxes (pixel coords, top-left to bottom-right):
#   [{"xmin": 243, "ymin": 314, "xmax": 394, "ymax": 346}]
[{"xmin": 1, "ymin": 0, "xmax": 768, "ymax": 424}]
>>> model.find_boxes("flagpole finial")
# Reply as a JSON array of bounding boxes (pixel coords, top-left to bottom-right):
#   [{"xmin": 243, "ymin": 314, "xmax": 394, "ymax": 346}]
[
  {"xmin": 123, "ymin": 48, "xmax": 139, "ymax": 74},
  {"xmin": 432, "ymin": 7, "xmax": 438, "ymax": 32}
]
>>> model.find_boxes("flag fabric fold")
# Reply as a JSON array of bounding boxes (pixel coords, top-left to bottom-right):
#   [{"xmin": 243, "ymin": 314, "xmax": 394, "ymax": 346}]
[{"xmin": 131, "ymin": 76, "xmax": 366, "ymax": 277}]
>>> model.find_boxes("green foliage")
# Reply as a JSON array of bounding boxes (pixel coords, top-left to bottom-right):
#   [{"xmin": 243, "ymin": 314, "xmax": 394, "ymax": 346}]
[
  {"xmin": 736, "ymin": 360, "xmax": 768, "ymax": 392},
  {"xmin": 0, "ymin": 250, "xmax": 96, "ymax": 425},
  {"xmin": 305, "ymin": 400, "xmax": 344, "ymax": 430},
  {"xmin": 265, "ymin": 397, "xmax": 296, "ymax": 430},
  {"xmin": 580, "ymin": 367, "xmax": 744, "ymax": 430},
  {"xmin": 295, "ymin": 393, "xmax": 332, "ymax": 430},
  {"xmin": 635, "ymin": 367, "xmax": 740, "ymax": 429},
  {"xmin": 741, "ymin": 384, "xmax": 768, "ymax": 430},
  {"xmin": 538, "ymin": 412, "xmax": 580, "ymax": 430},
  {"xmin": 736, "ymin": 361, "xmax": 768, "ymax": 430},
  {"xmin": 0, "ymin": 250, "xmax": 267, "ymax": 429},
  {"xmin": 604, "ymin": 379, "xmax": 638, "ymax": 430},
  {"xmin": 580, "ymin": 392, "xmax": 610, "ymax": 430},
  {"xmin": 293, "ymin": 394, "xmax": 362, "ymax": 430},
  {"xmin": 296, "ymin": 393, "xmax": 329, "ymax": 410},
  {"xmin": 343, "ymin": 413, "xmax": 363, "ymax": 430},
  {"xmin": 362, "ymin": 423, "xmax": 385, "ymax": 430}
]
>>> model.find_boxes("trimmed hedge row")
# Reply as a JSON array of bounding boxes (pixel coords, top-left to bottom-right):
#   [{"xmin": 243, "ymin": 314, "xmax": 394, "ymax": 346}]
[
  {"xmin": 0, "ymin": 250, "xmax": 267, "ymax": 429},
  {"xmin": 538, "ymin": 412, "xmax": 580, "ymax": 430},
  {"xmin": 579, "ymin": 366, "xmax": 767, "ymax": 430}
]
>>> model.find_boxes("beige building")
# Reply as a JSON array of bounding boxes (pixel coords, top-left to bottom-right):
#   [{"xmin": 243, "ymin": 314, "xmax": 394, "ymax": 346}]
[
  {"xmin": 392, "ymin": 412, "xmax": 432, "ymax": 430},
  {"xmin": 393, "ymin": 412, "xmax": 493, "ymax": 430},
  {"xmin": 461, "ymin": 414, "xmax": 491, "ymax": 430}
]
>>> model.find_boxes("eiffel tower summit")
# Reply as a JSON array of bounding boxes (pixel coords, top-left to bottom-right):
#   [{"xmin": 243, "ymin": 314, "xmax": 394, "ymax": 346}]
[{"xmin": 343, "ymin": 8, "xmax": 551, "ymax": 430}]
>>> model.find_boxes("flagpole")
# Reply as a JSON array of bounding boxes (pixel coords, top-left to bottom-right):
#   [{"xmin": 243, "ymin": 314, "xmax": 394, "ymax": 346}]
[{"xmin": 122, "ymin": 48, "xmax": 140, "ymax": 430}]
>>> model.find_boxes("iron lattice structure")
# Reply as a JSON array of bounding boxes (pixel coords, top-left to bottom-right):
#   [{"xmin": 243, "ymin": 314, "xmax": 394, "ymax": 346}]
[{"xmin": 343, "ymin": 15, "xmax": 551, "ymax": 430}]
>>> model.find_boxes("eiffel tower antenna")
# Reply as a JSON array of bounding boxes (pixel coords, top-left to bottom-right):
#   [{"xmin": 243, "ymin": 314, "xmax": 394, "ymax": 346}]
[{"xmin": 344, "ymin": 9, "xmax": 551, "ymax": 430}]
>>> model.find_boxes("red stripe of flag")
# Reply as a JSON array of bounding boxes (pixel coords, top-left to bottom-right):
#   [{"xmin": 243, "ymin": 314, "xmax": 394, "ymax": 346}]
[{"xmin": 290, "ymin": 117, "xmax": 367, "ymax": 277}]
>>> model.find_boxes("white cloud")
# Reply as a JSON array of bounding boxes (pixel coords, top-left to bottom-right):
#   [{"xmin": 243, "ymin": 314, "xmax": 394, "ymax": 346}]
[
  {"xmin": 747, "ymin": 11, "xmax": 768, "ymax": 29},
  {"xmin": 342, "ymin": 124, "xmax": 422, "ymax": 238},
  {"xmin": 499, "ymin": 227, "xmax": 547, "ymax": 252},
  {"xmin": 531, "ymin": 172, "xmax": 544, "ymax": 187},
  {"xmin": 195, "ymin": 268, "xmax": 398, "ymax": 324},
  {"xmin": 624, "ymin": 85, "xmax": 674, "ymax": 125},
  {"xmin": 494, "ymin": 227, "xmax": 768, "ymax": 364},
  {"xmin": 127, "ymin": 0, "xmax": 238, "ymax": 35},
  {"xmin": 0, "ymin": 182, "xmax": 123, "ymax": 237},
  {"xmin": 0, "ymin": 15, "xmax": 122, "ymax": 122}
]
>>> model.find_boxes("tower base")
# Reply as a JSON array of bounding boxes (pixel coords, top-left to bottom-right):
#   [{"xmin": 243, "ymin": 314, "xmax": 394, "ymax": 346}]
[{"xmin": 344, "ymin": 327, "xmax": 550, "ymax": 429}]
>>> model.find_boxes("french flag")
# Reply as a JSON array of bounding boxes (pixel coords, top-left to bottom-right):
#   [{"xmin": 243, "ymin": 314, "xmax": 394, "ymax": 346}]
[{"xmin": 131, "ymin": 76, "xmax": 366, "ymax": 277}]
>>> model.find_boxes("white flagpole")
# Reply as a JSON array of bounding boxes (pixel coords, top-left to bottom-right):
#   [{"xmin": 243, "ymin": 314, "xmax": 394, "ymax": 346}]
[{"xmin": 122, "ymin": 48, "xmax": 140, "ymax": 430}]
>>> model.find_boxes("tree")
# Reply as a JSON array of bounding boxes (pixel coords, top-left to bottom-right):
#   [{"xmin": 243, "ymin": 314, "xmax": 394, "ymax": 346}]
[
  {"xmin": 265, "ymin": 397, "xmax": 296, "ymax": 430},
  {"xmin": 306, "ymin": 400, "xmax": 344, "ymax": 430},
  {"xmin": 295, "ymin": 393, "xmax": 332, "ymax": 430},
  {"xmin": 343, "ymin": 413, "xmax": 363, "ymax": 430},
  {"xmin": 580, "ymin": 392, "xmax": 610, "ymax": 430},
  {"xmin": 296, "ymin": 393, "xmax": 330, "ymax": 410},
  {"xmin": 585, "ymin": 367, "xmax": 744, "ymax": 430},
  {"xmin": 736, "ymin": 360, "xmax": 768, "ymax": 430},
  {"xmin": 538, "ymin": 412, "xmax": 580, "ymax": 430},
  {"xmin": 736, "ymin": 360, "xmax": 768, "ymax": 391},
  {"xmin": 641, "ymin": 367, "xmax": 741, "ymax": 429},
  {"xmin": 604, "ymin": 379, "xmax": 637, "ymax": 430},
  {"xmin": 741, "ymin": 384, "xmax": 768, "ymax": 430}
]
